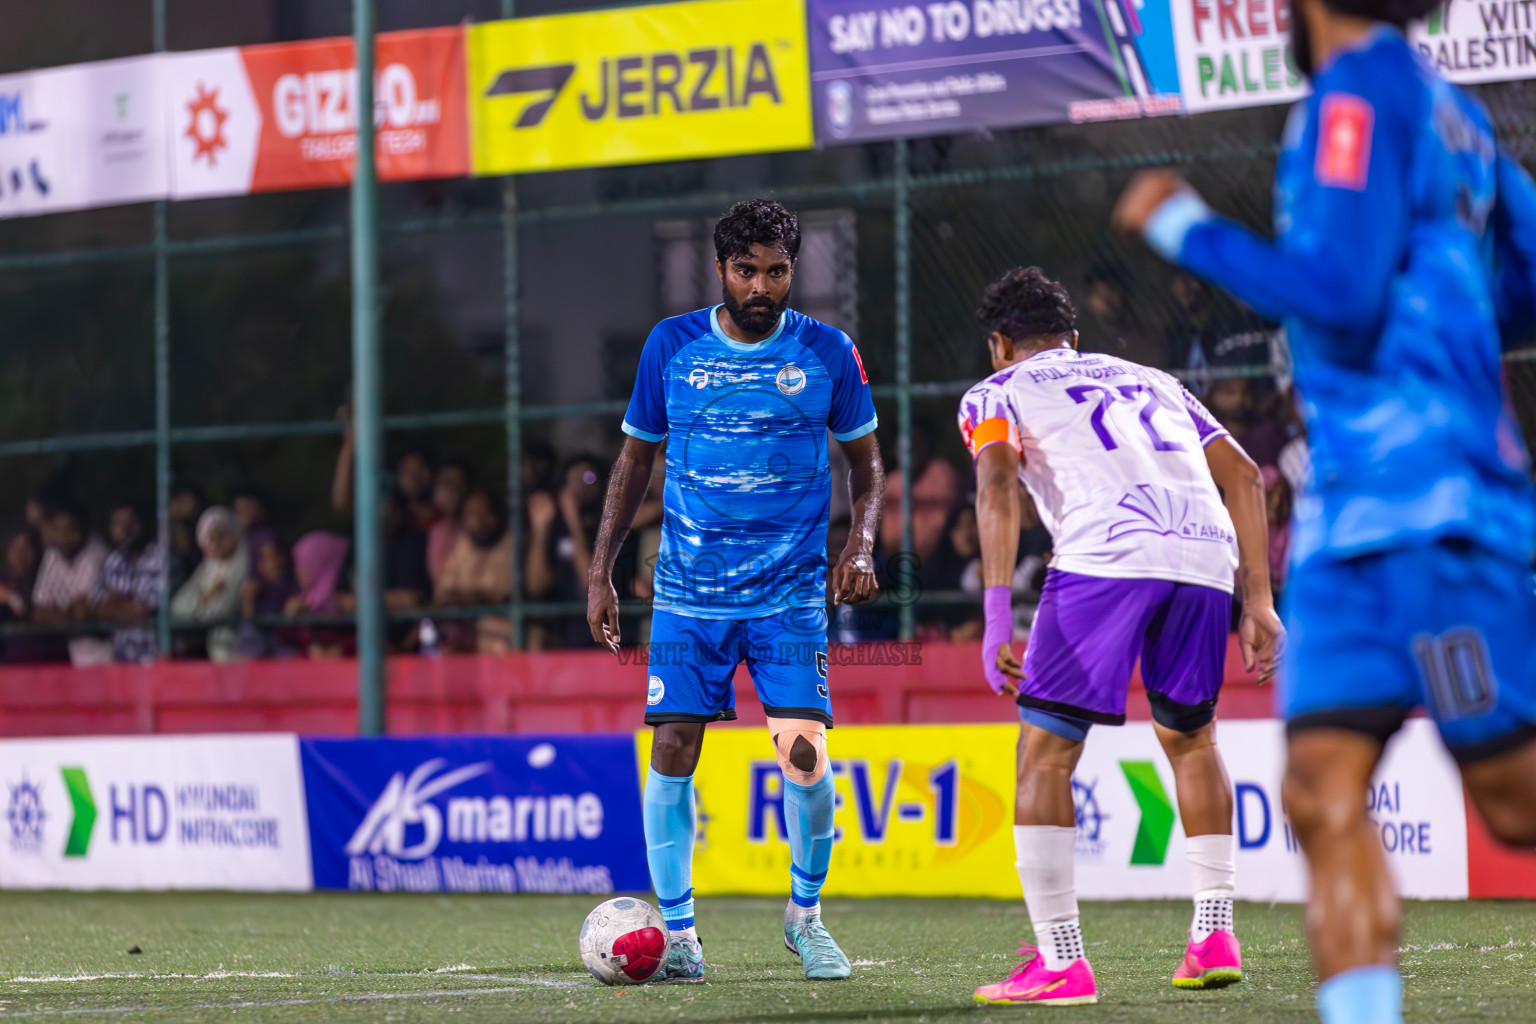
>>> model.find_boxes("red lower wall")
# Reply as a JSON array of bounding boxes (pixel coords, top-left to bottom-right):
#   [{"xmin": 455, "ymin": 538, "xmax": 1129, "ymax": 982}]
[{"xmin": 0, "ymin": 637, "xmax": 1274, "ymax": 736}]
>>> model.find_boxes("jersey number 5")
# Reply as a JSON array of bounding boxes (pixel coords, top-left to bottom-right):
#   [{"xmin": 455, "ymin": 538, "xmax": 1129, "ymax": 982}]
[{"xmin": 1066, "ymin": 384, "xmax": 1185, "ymax": 453}]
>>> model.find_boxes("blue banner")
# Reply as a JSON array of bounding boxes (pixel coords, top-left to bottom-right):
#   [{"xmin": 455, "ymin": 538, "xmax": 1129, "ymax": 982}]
[
  {"xmin": 809, "ymin": 0, "xmax": 1183, "ymax": 143},
  {"xmin": 301, "ymin": 735, "xmax": 648, "ymax": 893}
]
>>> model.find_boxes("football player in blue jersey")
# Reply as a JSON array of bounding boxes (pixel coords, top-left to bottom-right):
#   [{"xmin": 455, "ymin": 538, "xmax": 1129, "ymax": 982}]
[
  {"xmin": 1115, "ymin": 0, "xmax": 1536, "ymax": 1021},
  {"xmin": 586, "ymin": 199, "xmax": 885, "ymax": 982}
]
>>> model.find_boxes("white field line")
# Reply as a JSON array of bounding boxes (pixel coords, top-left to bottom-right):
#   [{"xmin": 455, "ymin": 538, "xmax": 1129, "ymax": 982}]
[
  {"xmin": 5, "ymin": 973, "xmax": 296, "ymax": 984},
  {"xmin": 0, "ymin": 984, "xmax": 540, "ymax": 1018}
]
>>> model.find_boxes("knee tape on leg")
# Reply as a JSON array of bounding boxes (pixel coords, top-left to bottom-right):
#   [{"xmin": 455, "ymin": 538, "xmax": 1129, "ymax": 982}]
[{"xmin": 773, "ymin": 728, "xmax": 828, "ymax": 786}]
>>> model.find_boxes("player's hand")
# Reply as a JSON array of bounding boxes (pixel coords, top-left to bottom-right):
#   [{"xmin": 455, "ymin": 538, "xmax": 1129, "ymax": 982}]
[
  {"xmin": 994, "ymin": 643, "xmax": 1024, "ymax": 697},
  {"xmin": 831, "ymin": 546, "xmax": 879, "ymax": 604},
  {"xmin": 1238, "ymin": 600, "xmax": 1285, "ymax": 685},
  {"xmin": 1113, "ymin": 169, "xmax": 1192, "ymax": 237},
  {"xmin": 587, "ymin": 577, "xmax": 621, "ymax": 655}
]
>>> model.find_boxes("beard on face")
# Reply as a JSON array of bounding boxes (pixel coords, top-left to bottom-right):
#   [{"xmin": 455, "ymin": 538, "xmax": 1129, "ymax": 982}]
[
  {"xmin": 722, "ymin": 284, "xmax": 788, "ymax": 336},
  {"xmin": 1290, "ymin": 10, "xmax": 1314, "ymax": 77}
]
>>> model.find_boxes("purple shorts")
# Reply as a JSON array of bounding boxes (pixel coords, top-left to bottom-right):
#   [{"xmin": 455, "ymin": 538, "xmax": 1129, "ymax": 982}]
[{"xmin": 1019, "ymin": 569, "xmax": 1231, "ymax": 732}]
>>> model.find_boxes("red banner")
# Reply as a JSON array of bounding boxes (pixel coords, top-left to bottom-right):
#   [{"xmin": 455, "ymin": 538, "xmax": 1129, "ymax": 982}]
[{"xmin": 168, "ymin": 27, "xmax": 468, "ymax": 199}]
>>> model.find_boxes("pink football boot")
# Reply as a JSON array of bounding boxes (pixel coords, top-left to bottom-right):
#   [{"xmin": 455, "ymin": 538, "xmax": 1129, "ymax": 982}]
[
  {"xmin": 973, "ymin": 945, "xmax": 1098, "ymax": 1006},
  {"xmin": 1172, "ymin": 929, "xmax": 1243, "ymax": 989}
]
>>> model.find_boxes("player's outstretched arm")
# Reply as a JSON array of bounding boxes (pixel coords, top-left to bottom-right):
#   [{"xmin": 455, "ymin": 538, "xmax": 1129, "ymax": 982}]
[
  {"xmin": 586, "ymin": 435, "xmax": 660, "ymax": 654},
  {"xmin": 1204, "ymin": 436, "xmax": 1283, "ymax": 682},
  {"xmin": 831, "ymin": 432, "xmax": 885, "ymax": 604},
  {"xmin": 974, "ymin": 442, "xmax": 1022, "ymax": 695}
]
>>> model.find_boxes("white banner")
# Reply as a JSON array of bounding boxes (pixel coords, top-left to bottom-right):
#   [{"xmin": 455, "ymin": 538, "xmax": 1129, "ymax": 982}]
[
  {"xmin": 0, "ymin": 734, "xmax": 312, "ymax": 891},
  {"xmin": 0, "ymin": 56, "xmax": 168, "ymax": 219},
  {"xmin": 1169, "ymin": 0, "xmax": 1306, "ymax": 114},
  {"xmin": 162, "ymin": 48, "xmax": 262, "ymax": 200},
  {"xmin": 1410, "ymin": 0, "xmax": 1536, "ymax": 84},
  {"xmin": 1072, "ymin": 719, "xmax": 1468, "ymax": 901}
]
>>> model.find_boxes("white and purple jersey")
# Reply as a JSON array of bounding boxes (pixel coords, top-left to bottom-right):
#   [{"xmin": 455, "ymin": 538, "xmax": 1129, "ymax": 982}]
[{"xmin": 958, "ymin": 348, "xmax": 1237, "ymax": 594}]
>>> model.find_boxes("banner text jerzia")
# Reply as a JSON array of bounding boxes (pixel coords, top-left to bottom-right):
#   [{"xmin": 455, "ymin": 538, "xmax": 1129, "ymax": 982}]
[{"xmin": 467, "ymin": 0, "xmax": 813, "ymax": 175}]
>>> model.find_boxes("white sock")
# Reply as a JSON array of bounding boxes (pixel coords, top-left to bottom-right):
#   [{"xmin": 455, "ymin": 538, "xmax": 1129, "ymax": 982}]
[
  {"xmin": 670, "ymin": 925, "xmax": 699, "ymax": 945},
  {"xmin": 785, "ymin": 899, "xmax": 819, "ymax": 924},
  {"xmin": 1186, "ymin": 833, "xmax": 1236, "ymax": 941},
  {"xmin": 1014, "ymin": 825, "xmax": 1083, "ymax": 970}
]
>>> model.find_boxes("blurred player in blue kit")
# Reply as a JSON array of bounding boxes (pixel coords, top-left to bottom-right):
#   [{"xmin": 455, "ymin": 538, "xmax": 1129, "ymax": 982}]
[
  {"xmin": 1116, "ymin": 0, "xmax": 1536, "ymax": 1020},
  {"xmin": 586, "ymin": 200, "xmax": 885, "ymax": 981}
]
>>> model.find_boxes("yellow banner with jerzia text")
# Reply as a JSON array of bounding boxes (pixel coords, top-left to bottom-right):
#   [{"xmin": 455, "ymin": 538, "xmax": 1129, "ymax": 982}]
[
  {"xmin": 635, "ymin": 724, "xmax": 1020, "ymax": 898},
  {"xmin": 467, "ymin": 0, "xmax": 813, "ymax": 175}
]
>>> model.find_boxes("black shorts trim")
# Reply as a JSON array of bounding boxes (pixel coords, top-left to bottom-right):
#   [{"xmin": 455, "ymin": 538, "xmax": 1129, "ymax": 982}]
[
  {"xmin": 1146, "ymin": 690, "xmax": 1218, "ymax": 734},
  {"xmin": 1446, "ymin": 721, "xmax": 1536, "ymax": 765},
  {"xmin": 762, "ymin": 705, "xmax": 834, "ymax": 727},
  {"xmin": 1286, "ymin": 706, "xmax": 1408, "ymax": 746},
  {"xmin": 1016, "ymin": 694, "xmax": 1126, "ymax": 727},
  {"xmin": 644, "ymin": 709, "xmax": 739, "ymax": 726}
]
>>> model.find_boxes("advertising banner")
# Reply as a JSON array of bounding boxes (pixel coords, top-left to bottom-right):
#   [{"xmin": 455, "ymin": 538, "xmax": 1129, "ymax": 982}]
[
  {"xmin": 467, "ymin": 0, "xmax": 813, "ymax": 175},
  {"xmin": 1410, "ymin": 0, "xmax": 1536, "ymax": 84},
  {"xmin": 165, "ymin": 27, "xmax": 468, "ymax": 200},
  {"xmin": 0, "ymin": 56, "xmax": 167, "ymax": 219},
  {"xmin": 1170, "ymin": 0, "xmax": 1305, "ymax": 113},
  {"xmin": 301, "ymin": 735, "xmax": 648, "ymax": 894},
  {"xmin": 655, "ymin": 720, "xmax": 1468, "ymax": 900},
  {"xmin": 0, "ymin": 735, "xmax": 311, "ymax": 890},
  {"xmin": 809, "ymin": 0, "xmax": 1183, "ymax": 143}
]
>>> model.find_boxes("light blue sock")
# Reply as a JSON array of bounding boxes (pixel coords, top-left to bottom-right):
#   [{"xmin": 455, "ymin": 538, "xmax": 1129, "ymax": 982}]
[
  {"xmin": 783, "ymin": 772, "xmax": 835, "ymax": 908},
  {"xmin": 643, "ymin": 766, "xmax": 696, "ymax": 931},
  {"xmin": 1317, "ymin": 965, "xmax": 1403, "ymax": 1024}
]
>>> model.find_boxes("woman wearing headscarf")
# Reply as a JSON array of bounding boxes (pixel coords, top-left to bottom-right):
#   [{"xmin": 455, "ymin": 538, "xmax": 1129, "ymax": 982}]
[
  {"xmin": 283, "ymin": 531, "xmax": 353, "ymax": 659},
  {"xmin": 170, "ymin": 507, "xmax": 248, "ymax": 661}
]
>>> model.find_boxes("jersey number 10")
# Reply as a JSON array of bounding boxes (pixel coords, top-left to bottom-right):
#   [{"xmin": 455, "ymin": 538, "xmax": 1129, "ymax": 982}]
[{"xmin": 1066, "ymin": 384, "xmax": 1185, "ymax": 453}]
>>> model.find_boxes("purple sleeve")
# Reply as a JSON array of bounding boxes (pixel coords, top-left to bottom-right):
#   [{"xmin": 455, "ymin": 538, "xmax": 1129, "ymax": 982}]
[{"xmin": 1180, "ymin": 385, "xmax": 1229, "ymax": 447}]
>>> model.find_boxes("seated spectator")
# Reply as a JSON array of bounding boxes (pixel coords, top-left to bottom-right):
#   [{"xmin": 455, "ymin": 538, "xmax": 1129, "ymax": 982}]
[
  {"xmin": 526, "ymin": 454, "xmax": 605, "ymax": 648},
  {"xmin": 167, "ymin": 486, "xmax": 205, "ymax": 595},
  {"xmin": 232, "ymin": 487, "xmax": 276, "ymax": 577},
  {"xmin": 285, "ymin": 531, "xmax": 353, "ymax": 660},
  {"xmin": 170, "ymin": 507, "xmax": 247, "ymax": 661},
  {"xmin": 32, "ymin": 502, "xmax": 110, "ymax": 663},
  {"xmin": 879, "ymin": 431, "xmax": 961, "ymax": 562},
  {"xmin": 336, "ymin": 494, "xmax": 430, "ymax": 647},
  {"xmin": 1262, "ymin": 465, "xmax": 1292, "ymax": 596},
  {"xmin": 436, "ymin": 489, "xmax": 513, "ymax": 653},
  {"xmin": 238, "ymin": 536, "xmax": 301, "ymax": 659},
  {"xmin": 426, "ymin": 461, "xmax": 471, "ymax": 585},
  {"xmin": 0, "ymin": 527, "xmax": 43, "ymax": 663},
  {"xmin": 93, "ymin": 502, "xmax": 163, "ymax": 665},
  {"xmin": 332, "ymin": 429, "xmax": 436, "ymax": 533},
  {"xmin": 917, "ymin": 504, "xmax": 984, "ymax": 640},
  {"xmin": 1204, "ymin": 375, "xmax": 1288, "ymax": 467}
]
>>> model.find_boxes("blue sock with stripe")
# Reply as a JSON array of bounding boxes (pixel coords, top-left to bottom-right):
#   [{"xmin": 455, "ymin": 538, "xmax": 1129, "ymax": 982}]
[
  {"xmin": 643, "ymin": 766, "xmax": 696, "ymax": 931},
  {"xmin": 783, "ymin": 772, "xmax": 835, "ymax": 911},
  {"xmin": 1317, "ymin": 966, "xmax": 1402, "ymax": 1024}
]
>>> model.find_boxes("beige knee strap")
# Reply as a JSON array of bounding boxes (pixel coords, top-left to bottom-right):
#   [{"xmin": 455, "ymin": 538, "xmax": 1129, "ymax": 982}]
[{"xmin": 770, "ymin": 719, "xmax": 828, "ymax": 786}]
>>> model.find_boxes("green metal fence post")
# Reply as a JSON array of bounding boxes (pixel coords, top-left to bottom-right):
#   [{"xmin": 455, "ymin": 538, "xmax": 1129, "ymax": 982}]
[
  {"xmin": 352, "ymin": 0, "xmax": 386, "ymax": 735},
  {"xmin": 152, "ymin": 0, "xmax": 171, "ymax": 657},
  {"xmin": 893, "ymin": 139, "xmax": 914, "ymax": 641},
  {"xmin": 503, "ymin": 0, "xmax": 524, "ymax": 651}
]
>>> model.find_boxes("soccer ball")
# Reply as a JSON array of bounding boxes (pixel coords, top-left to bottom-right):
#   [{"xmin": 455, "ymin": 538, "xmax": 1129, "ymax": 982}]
[{"xmin": 579, "ymin": 897, "xmax": 668, "ymax": 985}]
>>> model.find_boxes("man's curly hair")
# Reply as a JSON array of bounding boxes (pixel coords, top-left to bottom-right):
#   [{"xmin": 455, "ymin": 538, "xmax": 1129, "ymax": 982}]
[
  {"xmin": 714, "ymin": 199, "xmax": 801, "ymax": 264},
  {"xmin": 977, "ymin": 266, "xmax": 1077, "ymax": 342}
]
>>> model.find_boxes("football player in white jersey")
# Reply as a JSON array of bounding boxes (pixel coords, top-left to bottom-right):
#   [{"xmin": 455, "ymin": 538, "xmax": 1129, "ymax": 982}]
[{"xmin": 963, "ymin": 268, "xmax": 1283, "ymax": 1007}]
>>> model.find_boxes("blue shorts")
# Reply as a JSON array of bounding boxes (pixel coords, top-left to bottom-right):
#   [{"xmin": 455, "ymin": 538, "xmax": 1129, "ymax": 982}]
[
  {"xmin": 644, "ymin": 608, "xmax": 832, "ymax": 726},
  {"xmin": 1281, "ymin": 539, "xmax": 1536, "ymax": 763}
]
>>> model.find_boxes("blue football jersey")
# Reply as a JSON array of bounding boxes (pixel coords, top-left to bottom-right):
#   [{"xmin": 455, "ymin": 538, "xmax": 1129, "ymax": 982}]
[
  {"xmin": 1148, "ymin": 27, "xmax": 1536, "ymax": 568},
  {"xmin": 621, "ymin": 305, "xmax": 878, "ymax": 619}
]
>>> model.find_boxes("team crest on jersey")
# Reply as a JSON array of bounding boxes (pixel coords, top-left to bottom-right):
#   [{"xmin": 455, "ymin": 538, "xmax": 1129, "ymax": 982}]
[
  {"xmin": 776, "ymin": 364, "xmax": 807, "ymax": 396},
  {"xmin": 687, "ymin": 367, "xmax": 710, "ymax": 390},
  {"xmin": 647, "ymin": 675, "xmax": 665, "ymax": 706}
]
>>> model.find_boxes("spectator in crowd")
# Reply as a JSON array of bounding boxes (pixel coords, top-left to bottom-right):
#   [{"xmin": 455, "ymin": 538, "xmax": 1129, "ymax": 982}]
[
  {"xmin": 336, "ymin": 493, "xmax": 430, "ymax": 635},
  {"xmin": 522, "ymin": 439, "xmax": 557, "ymax": 498},
  {"xmin": 1262, "ymin": 465, "xmax": 1292, "ymax": 596},
  {"xmin": 93, "ymin": 502, "xmax": 163, "ymax": 664},
  {"xmin": 525, "ymin": 454, "xmax": 605, "ymax": 647},
  {"xmin": 436, "ymin": 488, "xmax": 513, "ymax": 653},
  {"xmin": 285, "ymin": 531, "xmax": 353, "ymax": 659},
  {"xmin": 426, "ymin": 461, "xmax": 471, "ymax": 585},
  {"xmin": 879, "ymin": 427, "xmax": 961, "ymax": 563},
  {"xmin": 32, "ymin": 502, "xmax": 109, "ymax": 626},
  {"xmin": 0, "ymin": 528, "xmax": 43, "ymax": 663},
  {"xmin": 167, "ymin": 486, "xmax": 205, "ymax": 595},
  {"xmin": 232, "ymin": 487, "xmax": 276, "ymax": 577},
  {"xmin": 1082, "ymin": 262, "xmax": 1159, "ymax": 365},
  {"xmin": 332, "ymin": 429, "xmax": 436, "ymax": 534},
  {"xmin": 170, "ymin": 507, "xmax": 247, "ymax": 661},
  {"xmin": 239, "ymin": 534, "xmax": 301, "ymax": 659},
  {"xmin": 917, "ymin": 503, "xmax": 984, "ymax": 640},
  {"xmin": 1204, "ymin": 376, "xmax": 1288, "ymax": 467}
]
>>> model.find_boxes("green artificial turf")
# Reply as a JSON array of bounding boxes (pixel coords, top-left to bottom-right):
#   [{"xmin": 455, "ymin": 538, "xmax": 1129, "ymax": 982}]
[{"xmin": 0, "ymin": 893, "xmax": 1530, "ymax": 1022}]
